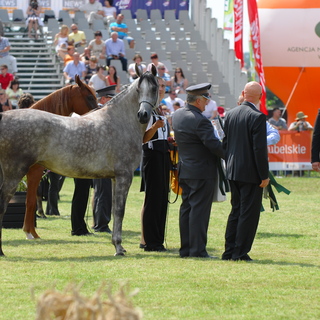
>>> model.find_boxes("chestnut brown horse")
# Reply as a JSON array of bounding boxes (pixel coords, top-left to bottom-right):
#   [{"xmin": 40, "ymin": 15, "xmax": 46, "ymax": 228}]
[{"xmin": 23, "ymin": 75, "xmax": 98, "ymax": 239}]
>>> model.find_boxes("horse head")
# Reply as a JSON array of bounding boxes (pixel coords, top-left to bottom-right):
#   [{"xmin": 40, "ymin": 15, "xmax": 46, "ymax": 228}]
[
  {"xmin": 136, "ymin": 64, "xmax": 158, "ymax": 124},
  {"xmin": 75, "ymin": 75, "xmax": 98, "ymax": 112}
]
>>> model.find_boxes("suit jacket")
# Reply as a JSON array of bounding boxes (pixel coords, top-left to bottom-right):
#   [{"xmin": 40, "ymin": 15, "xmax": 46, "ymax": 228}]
[
  {"xmin": 223, "ymin": 101, "xmax": 269, "ymax": 184},
  {"xmin": 172, "ymin": 103, "xmax": 224, "ymax": 180},
  {"xmin": 311, "ymin": 109, "xmax": 320, "ymax": 163}
]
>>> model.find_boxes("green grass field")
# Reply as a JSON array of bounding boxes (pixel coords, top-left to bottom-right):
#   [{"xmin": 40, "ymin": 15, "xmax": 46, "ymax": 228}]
[{"xmin": 1, "ymin": 175, "xmax": 319, "ymax": 319}]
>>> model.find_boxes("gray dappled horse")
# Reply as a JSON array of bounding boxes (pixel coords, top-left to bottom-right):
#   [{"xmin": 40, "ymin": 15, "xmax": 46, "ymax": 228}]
[{"xmin": 0, "ymin": 65, "xmax": 159, "ymax": 256}]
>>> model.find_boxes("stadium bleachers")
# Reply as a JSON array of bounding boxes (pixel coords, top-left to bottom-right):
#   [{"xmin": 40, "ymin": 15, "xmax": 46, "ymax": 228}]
[{"xmin": 0, "ymin": 7, "xmax": 244, "ymax": 105}]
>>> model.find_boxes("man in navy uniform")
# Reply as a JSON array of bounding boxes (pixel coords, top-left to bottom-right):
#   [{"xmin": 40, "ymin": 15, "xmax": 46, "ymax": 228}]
[
  {"xmin": 71, "ymin": 85, "xmax": 116, "ymax": 236},
  {"xmin": 92, "ymin": 85, "xmax": 117, "ymax": 233},
  {"xmin": 172, "ymin": 83, "xmax": 224, "ymax": 258}
]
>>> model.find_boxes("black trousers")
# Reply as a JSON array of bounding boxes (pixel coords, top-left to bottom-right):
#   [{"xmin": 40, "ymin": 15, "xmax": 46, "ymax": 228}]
[
  {"xmin": 45, "ymin": 172, "xmax": 65, "ymax": 216},
  {"xmin": 92, "ymin": 178, "xmax": 112, "ymax": 231},
  {"xmin": 71, "ymin": 178, "xmax": 92, "ymax": 235},
  {"xmin": 222, "ymin": 180, "xmax": 263, "ymax": 260},
  {"xmin": 179, "ymin": 178, "xmax": 215, "ymax": 257},
  {"xmin": 106, "ymin": 56, "xmax": 127, "ymax": 71},
  {"xmin": 142, "ymin": 150, "xmax": 170, "ymax": 250}
]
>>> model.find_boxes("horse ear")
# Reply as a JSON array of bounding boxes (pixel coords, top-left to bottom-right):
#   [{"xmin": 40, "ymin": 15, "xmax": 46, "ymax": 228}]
[
  {"xmin": 75, "ymin": 74, "xmax": 81, "ymax": 86},
  {"xmin": 135, "ymin": 63, "xmax": 142, "ymax": 78},
  {"xmin": 151, "ymin": 64, "xmax": 157, "ymax": 76}
]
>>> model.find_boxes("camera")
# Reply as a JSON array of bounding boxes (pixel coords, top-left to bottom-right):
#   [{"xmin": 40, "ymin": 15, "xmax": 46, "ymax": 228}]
[{"xmin": 30, "ymin": 1, "xmax": 38, "ymax": 10}]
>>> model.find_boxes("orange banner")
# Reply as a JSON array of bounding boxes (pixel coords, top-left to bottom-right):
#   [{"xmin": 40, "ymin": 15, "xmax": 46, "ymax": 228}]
[{"xmin": 268, "ymin": 131, "xmax": 312, "ymax": 170}]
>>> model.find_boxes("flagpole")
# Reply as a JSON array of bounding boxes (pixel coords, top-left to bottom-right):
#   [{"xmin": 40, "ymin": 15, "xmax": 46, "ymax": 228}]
[{"xmin": 281, "ymin": 67, "xmax": 305, "ymax": 118}]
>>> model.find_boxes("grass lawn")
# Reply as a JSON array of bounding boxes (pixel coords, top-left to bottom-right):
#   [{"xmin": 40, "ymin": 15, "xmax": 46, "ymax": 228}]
[{"xmin": 0, "ymin": 174, "xmax": 319, "ymax": 319}]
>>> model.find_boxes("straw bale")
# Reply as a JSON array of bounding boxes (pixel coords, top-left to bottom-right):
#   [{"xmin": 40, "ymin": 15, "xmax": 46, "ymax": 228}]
[{"xmin": 35, "ymin": 283, "xmax": 142, "ymax": 320}]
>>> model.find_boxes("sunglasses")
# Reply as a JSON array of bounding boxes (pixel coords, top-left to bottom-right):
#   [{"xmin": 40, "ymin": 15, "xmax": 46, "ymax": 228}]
[
  {"xmin": 175, "ymin": 71, "xmax": 181, "ymax": 73},
  {"xmin": 71, "ymin": 28, "xmax": 78, "ymax": 31}
]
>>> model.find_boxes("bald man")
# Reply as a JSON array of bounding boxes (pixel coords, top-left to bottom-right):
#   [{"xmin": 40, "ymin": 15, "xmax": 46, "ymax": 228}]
[{"xmin": 222, "ymin": 81, "xmax": 269, "ymax": 261}]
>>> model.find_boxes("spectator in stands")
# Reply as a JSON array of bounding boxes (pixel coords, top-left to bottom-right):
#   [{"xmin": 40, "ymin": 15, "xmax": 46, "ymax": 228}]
[
  {"xmin": 109, "ymin": 14, "xmax": 135, "ymax": 49},
  {"xmin": 88, "ymin": 31, "xmax": 106, "ymax": 60},
  {"xmin": 0, "ymin": 89, "xmax": 12, "ymax": 111},
  {"xmin": 0, "ymin": 64, "xmax": 14, "ymax": 90},
  {"xmin": 157, "ymin": 63, "xmax": 171, "ymax": 93},
  {"xmin": 164, "ymin": 90, "xmax": 185, "ymax": 113},
  {"xmin": 76, "ymin": 0, "xmax": 106, "ymax": 25},
  {"xmin": 288, "ymin": 111, "xmax": 313, "ymax": 132},
  {"xmin": 80, "ymin": 47, "xmax": 91, "ymax": 65},
  {"xmin": 17, "ymin": 92, "xmax": 35, "ymax": 109},
  {"xmin": 128, "ymin": 54, "xmax": 146, "ymax": 83},
  {"xmin": 54, "ymin": 25, "xmax": 70, "ymax": 60},
  {"xmin": 26, "ymin": 0, "xmax": 43, "ymax": 39},
  {"xmin": 85, "ymin": 56, "xmax": 98, "ymax": 83},
  {"xmin": 89, "ymin": 65, "xmax": 108, "ymax": 90},
  {"xmin": 202, "ymin": 96, "xmax": 218, "ymax": 120},
  {"xmin": 63, "ymin": 52, "xmax": 87, "ymax": 85},
  {"xmin": 268, "ymin": 107, "xmax": 288, "ymax": 130},
  {"xmin": 102, "ymin": 0, "xmax": 117, "ymax": 24},
  {"xmin": 170, "ymin": 67, "xmax": 188, "ymax": 94},
  {"xmin": 147, "ymin": 53, "xmax": 168, "ymax": 73},
  {"xmin": 68, "ymin": 24, "xmax": 86, "ymax": 48},
  {"xmin": 6, "ymin": 79, "xmax": 23, "ymax": 109},
  {"xmin": 64, "ymin": 45, "xmax": 75, "ymax": 66},
  {"xmin": 105, "ymin": 32, "xmax": 127, "ymax": 71},
  {"xmin": 105, "ymin": 65, "xmax": 120, "ymax": 93},
  {"xmin": 0, "ymin": 36, "xmax": 18, "ymax": 76},
  {"xmin": 167, "ymin": 101, "xmax": 181, "ymax": 128}
]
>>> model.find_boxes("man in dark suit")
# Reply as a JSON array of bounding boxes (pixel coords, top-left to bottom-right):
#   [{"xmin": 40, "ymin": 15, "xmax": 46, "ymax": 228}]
[
  {"xmin": 71, "ymin": 85, "xmax": 115, "ymax": 236},
  {"xmin": 222, "ymin": 81, "xmax": 269, "ymax": 261},
  {"xmin": 172, "ymin": 83, "xmax": 224, "ymax": 258},
  {"xmin": 311, "ymin": 109, "xmax": 320, "ymax": 172}
]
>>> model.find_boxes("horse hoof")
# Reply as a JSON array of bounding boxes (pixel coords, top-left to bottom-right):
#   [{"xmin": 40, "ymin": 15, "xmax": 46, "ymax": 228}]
[{"xmin": 25, "ymin": 233, "xmax": 35, "ymax": 240}]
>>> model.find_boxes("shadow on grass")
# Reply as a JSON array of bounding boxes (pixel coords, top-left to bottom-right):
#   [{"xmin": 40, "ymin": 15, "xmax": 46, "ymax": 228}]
[{"xmin": 256, "ymin": 232, "xmax": 305, "ymax": 239}]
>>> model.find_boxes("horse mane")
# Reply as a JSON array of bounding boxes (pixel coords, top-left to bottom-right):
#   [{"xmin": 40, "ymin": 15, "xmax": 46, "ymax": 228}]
[
  {"xmin": 30, "ymin": 86, "xmax": 75, "ymax": 115},
  {"xmin": 138, "ymin": 71, "xmax": 158, "ymax": 88},
  {"xmin": 105, "ymin": 71, "xmax": 158, "ymax": 109}
]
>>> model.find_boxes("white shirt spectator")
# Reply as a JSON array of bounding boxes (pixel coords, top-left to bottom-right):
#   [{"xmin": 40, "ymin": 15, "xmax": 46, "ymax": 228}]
[
  {"xmin": 202, "ymin": 99, "xmax": 218, "ymax": 119},
  {"xmin": 164, "ymin": 94, "xmax": 185, "ymax": 113}
]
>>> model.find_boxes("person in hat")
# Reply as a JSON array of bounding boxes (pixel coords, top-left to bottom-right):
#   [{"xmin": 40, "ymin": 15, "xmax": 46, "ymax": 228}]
[
  {"xmin": 70, "ymin": 85, "xmax": 116, "ymax": 236},
  {"xmin": 288, "ymin": 111, "xmax": 313, "ymax": 132},
  {"xmin": 91, "ymin": 85, "xmax": 116, "ymax": 233},
  {"xmin": 96, "ymin": 84, "xmax": 116, "ymax": 107},
  {"xmin": 171, "ymin": 83, "xmax": 224, "ymax": 258},
  {"xmin": 222, "ymin": 81, "xmax": 269, "ymax": 261},
  {"xmin": 268, "ymin": 107, "xmax": 287, "ymax": 130}
]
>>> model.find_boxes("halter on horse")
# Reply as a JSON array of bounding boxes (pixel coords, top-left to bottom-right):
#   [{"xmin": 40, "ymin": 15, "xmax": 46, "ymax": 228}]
[
  {"xmin": 23, "ymin": 75, "xmax": 98, "ymax": 240},
  {"xmin": 0, "ymin": 65, "xmax": 159, "ymax": 256}
]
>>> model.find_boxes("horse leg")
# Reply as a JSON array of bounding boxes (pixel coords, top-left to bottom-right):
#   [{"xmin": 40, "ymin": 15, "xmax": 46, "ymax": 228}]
[
  {"xmin": 36, "ymin": 185, "xmax": 46, "ymax": 218},
  {"xmin": 23, "ymin": 164, "xmax": 44, "ymax": 239},
  {"xmin": 112, "ymin": 175, "xmax": 133, "ymax": 256}
]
